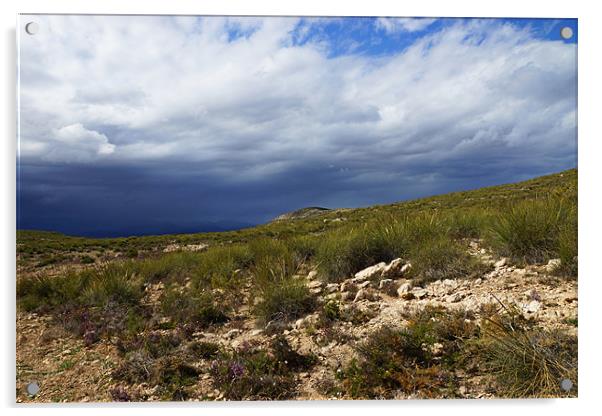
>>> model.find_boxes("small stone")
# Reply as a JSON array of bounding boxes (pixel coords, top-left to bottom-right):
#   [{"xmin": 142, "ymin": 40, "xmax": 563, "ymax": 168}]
[
  {"xmin": 397, "ymin": 282, "xmax": 412, "ymax": 297},
  {"xmin": 352, "ymin": 262, "xmax": 387, "ymax": 282},
  {"xmin": 446, "ymin": 293, "xmax": 464, "ymax": 303},
  {"xmin": 545, "ymin": 258, "xmax": 561, "ymax": 273},
  {"xmin": 354, "ymin": 289, "xmax": 367, "ymax": 302},
  {"xmin": 358, "ymin": 281, "xmax": 371, "ymax": 289},
  {"xmin": 224, "ymin": 329, "xmax": 241, "ymax": 339},
  {"xmin": 340, "ymin": 281, "xmax": 357, "ymax": 293},
  {"xmin": 307, "ymin": 271, "xmax": 318, "ymax": 280},
  {"xmin": 308, "ymin": 280, "xmax": 323, "ymax": 289},
  {"xmin": 250, "ymin": 329, "xmax": 263, "ymax": 336},
  {"xmin": 459, "ymin": 386, "xmax": 467, "ymax": 395},
  {"xmin": 325, "ymin": 283, "xmax": 339, "ymax": 293},
  {"xmin": 382, "ymin": 258, "xmax": 405, "ymax": 278},
  {"xmin": 525, "ymin": 300, "xmax": 542, "ymax": 314},
  {"xmin": 494, "ymin": 258, "xmax": 508, "ymax": 268},
  {"xmin": 474, "ymin": 278, "xmax": 482, "ymax": 285},
  {"xmin": 412, "ymin": 288, "xmax": 428, "ymax": 299},
  {"xmin": 431, "ymin": 342, "xmax": 444, "ymax": 356},
  {"xmin": 400, "ymin": 263, "xmax": 412, "ymax": 275},
  {"xmin": 401, "ymin": 292, "xmax": 416, "ymax": 301},
  {"xmin": 379, "ymin": 279, "xmax": 393, "ymax": 289}
]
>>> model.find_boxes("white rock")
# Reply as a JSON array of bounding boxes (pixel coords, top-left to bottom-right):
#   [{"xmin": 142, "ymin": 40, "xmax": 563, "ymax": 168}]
[
  {"xmin": 341, "ymin": 291, "xmax": 353, "ymax": 302},
  {"xmin": 382, "ymin": 258, "xmax": 406, "ymax": 278},
  {"xmin": 446, "ymin": 293, "xmax": 464, "ymax": 303},
  {"xmin": 340, "ymin": 281, "xmax": 356, "ymax": 292},
  {"xmin": 358, "ymin": 281, "xmax": 371, "ymax": 289},
  {"xmin": 354, "ymin": 289, "xmax": 367, "ymax": 302},
  {"xmin": 494, "ymin": 258, "xmax": 508, "ymax": 268},
  {"xmin": 431, "ymin": 342, "xmax": 444, "ymax": 356},
  {"xmin": 352, "ymin": 262, "xmax": 387, "ymax": 282},
  {"xmin": 308, "ymin": 280, "xmax": 323, "ymax": 289},
  {"xmin": 307, "ymin": 270, "xmax": 318, "ymax": 280},
  {"xmin": 545, "ymin": 258, "xmax": 561, "ymax": 273},
  {"xmin": 400, "ymin": 263, "xmax": 412, "ymax": 275},
  {"xmin": 525, "ymin": 300, "xmax": 542, "ymax": 314},
  {"xmin": 412, "ymin": 288, "xmax": 429, "ymax": 299},
  {"xmin": 325, "ymin": 283, "xmax": 339, "ymax": 293},
  {"xmin": 397, "ymin": 282, "xmax": 412, "ymax": 296}
]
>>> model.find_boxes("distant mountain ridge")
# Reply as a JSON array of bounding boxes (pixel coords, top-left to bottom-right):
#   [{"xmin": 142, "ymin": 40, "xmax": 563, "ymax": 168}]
[{"xmin": 272, "ymin": 207, "xmax": 331, "ymax": 222}]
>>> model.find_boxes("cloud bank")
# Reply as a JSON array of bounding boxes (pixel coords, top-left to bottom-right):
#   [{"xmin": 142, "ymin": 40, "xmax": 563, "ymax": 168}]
[{"xmin": 17, "ymin": 16, "xmax": 577, "ymax": 236}]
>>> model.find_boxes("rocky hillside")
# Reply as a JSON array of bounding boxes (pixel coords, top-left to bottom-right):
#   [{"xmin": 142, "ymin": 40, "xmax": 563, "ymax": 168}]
[
  {"xmin": 16, "ymin": 169, "xmax": 577, "ymax": 402},
  {"xmin": 272, "ymin": 207, "xmax": 332, "ymax": 222}
]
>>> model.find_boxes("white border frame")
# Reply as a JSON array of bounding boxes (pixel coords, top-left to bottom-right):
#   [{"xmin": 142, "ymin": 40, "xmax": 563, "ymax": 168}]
[{"xmin": 2, "ymin": 1, "xmax": 600, "ymax": 415}]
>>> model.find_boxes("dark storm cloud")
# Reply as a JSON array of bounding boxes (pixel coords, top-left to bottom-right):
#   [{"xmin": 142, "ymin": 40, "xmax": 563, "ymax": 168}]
[{"xmin": 17, "ymin": 16, "xmax": 577, "ymax": 236}]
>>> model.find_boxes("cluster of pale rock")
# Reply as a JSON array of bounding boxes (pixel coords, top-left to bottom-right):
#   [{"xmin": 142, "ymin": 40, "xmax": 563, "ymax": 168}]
[{"xmin": 306, "ymin": 258, "xmax": 418, "ymax": 303}]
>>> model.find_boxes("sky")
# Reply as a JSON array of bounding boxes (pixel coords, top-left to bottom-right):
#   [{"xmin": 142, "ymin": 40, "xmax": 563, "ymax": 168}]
[{"xmin": 17, "ymin": 15, "xmax": 577, "ymax": 237}]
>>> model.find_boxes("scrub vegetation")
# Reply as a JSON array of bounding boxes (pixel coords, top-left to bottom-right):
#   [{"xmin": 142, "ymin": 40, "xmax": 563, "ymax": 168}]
[{"xmin": 16, "ymin": 169, "xmax": 577, "ymax": 401}]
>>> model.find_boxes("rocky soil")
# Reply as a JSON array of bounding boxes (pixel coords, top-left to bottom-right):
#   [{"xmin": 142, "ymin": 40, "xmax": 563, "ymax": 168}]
[{"xmin": 16, "ymin": 240, "xmax": 577, "ymax": 402}]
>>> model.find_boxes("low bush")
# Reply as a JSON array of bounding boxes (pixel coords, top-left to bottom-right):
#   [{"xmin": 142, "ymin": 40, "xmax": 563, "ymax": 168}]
[
  {"xmin": 210, "ymin": 338, "xmax": 314, "ymax": 400},
  {"xmin": 253, "ymin": 279, "xmax": 316, "ymax": 325},
  {"xmin": 407, "ymin": 236, "xmax": 489, "ymax": 285},
  {"xmin": 338, "ymin": 306, "xmax": 478, "ymax": 398},
  {"xmin": 17, "ymin": 264, "xmax": 144, "ymax": 312},
  {"xmin": 160, "ymin": 286, "xmax": 229, "ymax": 329},
  {"xmin": 488, "ymin": 197, "xmax": 574, "ymax": 264},
  {"xmin": 480, "ymin": 306, "xmax": 578, "ymax": 397}
]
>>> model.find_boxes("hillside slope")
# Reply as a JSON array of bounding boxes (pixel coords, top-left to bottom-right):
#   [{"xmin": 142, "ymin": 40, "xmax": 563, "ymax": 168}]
[{"xmin": 16, "ymin": 169, "xmax": 577, "ymax": 401}]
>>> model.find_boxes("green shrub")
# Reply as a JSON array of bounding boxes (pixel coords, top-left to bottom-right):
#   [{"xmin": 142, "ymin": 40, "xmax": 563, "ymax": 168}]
[
  {"xmin": 480, "ymin": 307, "xmax": 578, "ymax": 397},
  {"xmin": 192, "ymin": 244, "xmax": 252, "ymax": 290},
  {"xmin": 338, "ymin": 306, "xmax": 478, "ymax": 398},
  {"xmin": 80, "ymin": 266, "xmax": 143, "ymax": 307},
  {"xmin": 488, "ymin": 197, "xmax": 574, "ymax": 264},
  {"xmin": 287, "ymin": 235, "xmax": 320, "ymax": 262},
  {"xmin": 445, "ymin": 209, "xmax": 491, "ymax": 239},
  {"xmin": 210, "ymin": 338, "xmax": 314, "ymax": 400},
  {"xmin": 253, "ymin": 279, "xmax": 316, "ymax": 325},
  {"xmin": 160, "ymin": 286, "xmax": 228, "ymax": 328},
  {"xmin": 17, "ymin": 264, "xmax": 144, "ymax": 312},
  {"xmin": 556, "ymin": 215, "xmax": 577, "ymax": 278},
  {"xmin": 80, "ymin": 255, "xmax": 96, "ymax": 264},
  {"xmin": 408, "ymin": 236, "xmax": 489, "ymax": 284}
]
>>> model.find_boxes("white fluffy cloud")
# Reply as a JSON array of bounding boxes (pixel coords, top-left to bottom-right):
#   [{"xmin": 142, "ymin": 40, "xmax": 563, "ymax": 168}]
[
  {"xmin": 375, "ymin": 17, "xmax": 437, "ymax": 33},
  {"xmin": 18, "ymin": 16, "xmax": 576, "ymax": 184}
]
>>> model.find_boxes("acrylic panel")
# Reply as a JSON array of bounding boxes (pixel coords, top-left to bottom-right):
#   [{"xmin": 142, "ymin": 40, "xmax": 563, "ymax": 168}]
[{"xmin": 16, "ymin": 15, "xmax": 577, "ymax": 402}]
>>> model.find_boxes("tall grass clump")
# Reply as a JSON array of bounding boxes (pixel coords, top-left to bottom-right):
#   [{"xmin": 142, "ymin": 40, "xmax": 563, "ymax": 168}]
[
  {"xmin": 480, "ymin": 305, "xmax": 577, "ymax": 397},
  {"xmin": 192, "ymin": 244, "xmax": 252, "ymax": 291},
  {"xmin": 160, "ymin": 285, "xmax": 228, "ymax": 328},
  {"xmin": 253, "ymin": 279, "xmax": 315, "ymax": 325},
  {"xmin": 445, "ymin": 208, "xmax": 493, "ymax": 239},
  {"xmin": 407, "ymin": 236, "xmax": 489, "ymax": 285},
  {"xmin": 133, "ymin": 252, "xmax": 202, "ymax": 283},
  {"xmin": 555, "ymin": 207, "xmax": 578, "ymax": 278},
  {"xmin": 17, "ymin": 263, "xmax": 144, "ymax": 312},
  {"xmin": 249, "ymin": 239, "xmax": 315, "ymax": 325},
  {"xmin": 488, "ymin": 197, "xmax": 575, "ymax": 264}
]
